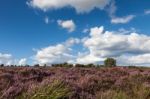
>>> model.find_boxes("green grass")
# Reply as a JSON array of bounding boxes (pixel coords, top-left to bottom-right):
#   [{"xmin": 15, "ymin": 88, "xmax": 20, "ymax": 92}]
[
  {"xmin": 96, "ymin": 84, "xmax": 150, "ymax": 99},
  {"xmin": 16, "ymin": 80, "xmax": 72, "ymax": 99},
  {"xmin": 97, "ymin": 90, "xmax": 128, "ymax": 99}
]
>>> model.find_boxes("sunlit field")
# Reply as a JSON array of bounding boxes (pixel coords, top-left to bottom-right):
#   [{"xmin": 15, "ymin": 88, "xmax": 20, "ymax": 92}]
[{"xmin": 1, "ymin": 66, "xmax": 150, "ymax": 99}]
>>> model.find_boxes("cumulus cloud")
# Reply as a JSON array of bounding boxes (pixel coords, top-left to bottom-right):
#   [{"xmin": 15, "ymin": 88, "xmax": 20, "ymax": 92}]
[
  {"xmin": 115, "ymin": 54, "xmax": 150, "ymax": 66},
  {"xmin": 27, "ymin": 0, "xmax": 111, "ymax": 13},
  {"xmin": 0, "ymin": 53, "xmax": 28, "ymax": 65},
  {"xmin": 145, "ymin": 9, "xmax": 150, "ymax": 15},
  {"xmin": 0, "ymin": 53, "xmax": 13, "ymax": 65},
  {"xmin": 28, "ymin": 0, "xmax": 136, "ymax": 24},
  {"xmin": 34, "ymin": 38, "xmax": 80, "ymax": 65},
  {"xmin": 57, "ymin": 20, "xmax": 76, "ymax": 32},
  {"xmin": 76, "ymin": 52, "xmax": 104, "ymax": 64},
  {"xmin": 111, "ymin": 15, "xmax": 135, "ymax": 24},
  {"xmin": 33, "ymin": 26, "xmax": 150, "ymax": 65},
  {"xmin": 76, "ymin": 26, "xmax": 150, "ymax": 65},
  {"xmin": 18, "ymin": 58, "xmax": 27, "ymax": 66}
]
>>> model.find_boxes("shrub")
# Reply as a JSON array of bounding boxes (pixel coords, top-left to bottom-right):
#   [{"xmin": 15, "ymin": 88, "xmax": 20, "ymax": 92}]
[
  {"xmin": 0, "ymin": 64, "xmax": 4, "ymax": 67},
  {"xmin": 24, "ymin": 80, "xmax": 72, "ymax": 99},
  {"xmin": 25, "ymin": 65, "xmax": 30, "ymax": 67},
  {"xmin": 104, "ymin": 58, "xmax": 116, "ymax": 67},
  {"xmin": 62, "ymin": 62, "xmax": 73, "ymax": 67},
  {"xmin": 86, "ymin": 64, "xmax": 95, "ymax": 67},
  {"xmin": 34, "ymin": 64, "xmax": 40, "ymax": 67},
  {"xmin": 52, "ymin": 62, "xmax": 73, "ymax": 68},
  {"xmin": 43, "ymin": 64, "xmax": 47, "ymax": 67},
  {"xmin": 75, "ymin": 64, "xmax": 85, "ymax": 67}
]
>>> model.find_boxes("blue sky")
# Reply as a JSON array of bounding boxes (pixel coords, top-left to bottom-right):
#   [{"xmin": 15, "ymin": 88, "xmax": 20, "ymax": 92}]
[{"xmin": 0, "ymin": 0, "xmax": 150, "ymax": 66}]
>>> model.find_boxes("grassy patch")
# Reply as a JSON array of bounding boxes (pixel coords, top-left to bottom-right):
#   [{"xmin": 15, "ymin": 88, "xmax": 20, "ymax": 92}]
[{"xmin": 16, "ymin": 80, "xmax": 72, "ymax": 99}]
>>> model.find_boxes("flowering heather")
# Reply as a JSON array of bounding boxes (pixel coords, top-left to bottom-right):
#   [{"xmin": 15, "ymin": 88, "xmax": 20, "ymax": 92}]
[{"xmin": 0, "ymin": 66, "xmax": 150, "ymax": 99}]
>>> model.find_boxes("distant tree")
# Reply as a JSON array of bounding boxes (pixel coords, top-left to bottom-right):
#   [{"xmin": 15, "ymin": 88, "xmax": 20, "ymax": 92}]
[
  {"xmin": 86, "ymin": 64, "xmax": 95, "ymax": 67},
  {"xmin": 34, "ymin": 64, "xmax": 40, "ymax": 67},
  {"xmin": 0, "ymin": 64, "xmax": 4, "ymax": 67},
  {"xmin": 60, "ymin": 63, "xmax": 73, "ymax": 67},
  {"xmin": 10, "ymin": 65, "xmax": 14, "ymax": 67},
  {"xmin": 63, "ymin": 62, "xmax": 68, "ymax": 67},
  {"xmin": 104, "ymin": 58, "xmax": 116, "ymax": 67},
  {"xmin": 51, "ymin": 64, "xmax": 56, "ymax": 67},
  {"xmin": 75, "ymin": 64, "xmax": 85, "ymax": 67},
  {"xmin": 44, "ymin": 64, "xmax": 47, "ymax": 67},
  {"xmin": 51, "ymin": 63, "xmax": 73, "ymax": 68},
  {"xmin": 25, "ymin": 65, "xmax": 30, "ymax": 67}
]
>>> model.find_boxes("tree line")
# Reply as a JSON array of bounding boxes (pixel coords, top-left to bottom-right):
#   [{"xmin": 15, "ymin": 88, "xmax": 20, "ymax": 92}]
[{"xmin": 0, "ymin": 58, "xmax": 116, "ymax": 67}]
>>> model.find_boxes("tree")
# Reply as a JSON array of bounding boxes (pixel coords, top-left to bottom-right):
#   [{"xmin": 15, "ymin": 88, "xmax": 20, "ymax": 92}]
[
  {"xmin": 51, "ymin": 63, "xmax": 73, "ymax": 67},
  {"xmin": 44, "ymin": 64, "xmax": 47, "ymax": 67},
  {"xmin": 104, "ymin": 58, "xmax": 116, "ymax": 67},
  {"xmin": 34, "ymin": 64, "xmax": 40, "ymax": 67},
  {"xmin": 75, "ymin": 64, "xmax": 85, "ymax": 67},
  {"xmin": 0, "ymin": 64, "xmax": 4, "ymax": 67},
  {"xmin": 86, "ymin": 64, "xmax": 95, "ymax": 67}
]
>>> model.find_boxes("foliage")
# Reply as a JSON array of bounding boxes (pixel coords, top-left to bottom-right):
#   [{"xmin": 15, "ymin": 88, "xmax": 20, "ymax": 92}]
[
  {"xmin": 34, "ymin": 64, "xmax": 40, "ymax": 67},
  {"xmin": 104, "ymin": 58, "xmax": 116, "ymax": 67},
  {"xmin": 17, "ymin": 80, "xmax": 72, "ymax": 99},
  {"xmin": 0, "ymin": 64, "xmax": 4, "ymax": 67},
  {"xmin": 52, "ymin": 62, "xmax": 73, "ymax": 67}
]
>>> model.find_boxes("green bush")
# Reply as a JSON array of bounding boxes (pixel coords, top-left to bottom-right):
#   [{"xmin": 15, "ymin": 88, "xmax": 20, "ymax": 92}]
[
  {"xmin": 52, "ymin": 62, "xmax": 73, "ymax": 68},
  {"xmin": 104, "ymin": 58, "xmax": 116, "ymax": 67},
  {"xmin": 0, "ymin": 64, "xmax": 4, "ymax": 67},
  {"xmin": 34, "ymin": 64, "xmax": 40, "ymax": 67},
  {"xmin": 16, "ymin": 80, "xmax": 72, "ymax": 99}
]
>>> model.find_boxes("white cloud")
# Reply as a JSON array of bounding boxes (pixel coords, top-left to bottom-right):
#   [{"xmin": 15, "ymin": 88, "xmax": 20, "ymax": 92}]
[
  {"xmin": 44, "ymin": 16, "xmax": 49, "ymax": 24},
  {"xmin": 57, "ymin": 20, "xmax": 76, "ymax": 32},
  {"xmin": 83, "ymin": 28, "xmax": 89, "ymax": 33},
  {"xmin": 117, "ymin": 54, "xmax": 150, "ymax": 66},
  {"xmin": 118, "ymin": 28, "xmax": 137, "ymax": 34},
  {"xmin": 111, "ymin": 15, "xmax": 135, "ymax": 24},
  {"xmin": 0, "ymin": 53, "xmax": 13, "ymax": 65},
  {"xmin": 76, "ymin": 53, "xmax": 104, "ymax": 64},
  {"xmin": 107, "ymin": 1, "xmax": 135, "ymax": 24},
  {"xmin": 145, "ymin": 9, "xmax": 150, "ymax": 15},
  {"xmin": 0, "ymin": 53, "xmax": 28, "ymax": 65},
  {"xmin": 44, "ymin": 17, "xmax": 55, "ymax": 24},
  {"xmin": 76, "ymin": 26, "xmax": 150, "ymax": 65},
  {"xmin": 32, "ymin": 24, "xmax": 150, "ymax": 66},
  {"xmin": 107, "ymin": 0, "xmax": 116, "ymax": 18},
  {"xmin": 28, "ymin": 0, "xmax": 136, "ymax": 24},
  {"xmin": 18, "ymin": 58, "xmax": 27, "ymax": 66},
  {"xmin": 27, "ymin": 0, "xmax": 112, "ymax": 13},
  {"xmin": 34, "ymin": 38, "xmax": 80, "ymax": 65}
]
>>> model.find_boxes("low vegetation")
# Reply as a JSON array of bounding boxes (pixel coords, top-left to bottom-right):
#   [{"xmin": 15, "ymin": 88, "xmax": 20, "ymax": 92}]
[{"xmin": 0, "ymin": 65, "xmax": 150, "ymax": 99}]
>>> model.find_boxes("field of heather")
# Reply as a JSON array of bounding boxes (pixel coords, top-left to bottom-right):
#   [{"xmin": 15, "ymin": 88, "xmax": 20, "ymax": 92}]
[{"xmin": 1, "ymin": 67, "xmax": 150, "ymax": 99}]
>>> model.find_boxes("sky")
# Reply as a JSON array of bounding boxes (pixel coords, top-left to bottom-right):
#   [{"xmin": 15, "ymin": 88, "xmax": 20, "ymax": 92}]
[{"xmin": 0, "ymin": 0, "xmax": 150, "ymax": 66}]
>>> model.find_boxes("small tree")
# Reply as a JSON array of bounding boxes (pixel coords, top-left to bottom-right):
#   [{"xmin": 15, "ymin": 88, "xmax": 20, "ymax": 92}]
[
  {"xmin": 43, "ymin": 64, "xmax": 47, "ymax": 67},
  {"xmin": 34, "ymin": 64, "xmax": 40, "ymax": 67},
  {"xmin": 86, "ymin": 64, "xmax": 95, "ymax": 67},
  {"xmin": 104, "ymin": 58, "xmax": 116, "ymax": 67},
  {"xmin": 0, "ymin": 64, "xmax": 4, "ymax": 67}
]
